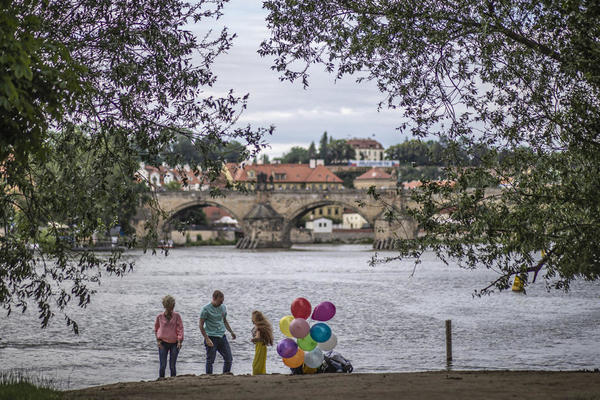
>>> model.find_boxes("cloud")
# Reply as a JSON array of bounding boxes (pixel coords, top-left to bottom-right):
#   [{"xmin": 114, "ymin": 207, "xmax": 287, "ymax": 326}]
[
  {"xmin": 260, "ymin": 142, "xmax": 309, "ymax": 158},
  {"xmin": 192, "ymin": 0, "xmax": 409, "ymax": 154},
  {"xmin": 240, "ymin": 105, "xmax": 398, "ymax": 123}
]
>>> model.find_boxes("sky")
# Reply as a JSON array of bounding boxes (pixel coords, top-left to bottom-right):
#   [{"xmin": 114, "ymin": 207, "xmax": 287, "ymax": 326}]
[{"xmin": 191, "ymin": 1, "xmax": 408, "ymax": 159}]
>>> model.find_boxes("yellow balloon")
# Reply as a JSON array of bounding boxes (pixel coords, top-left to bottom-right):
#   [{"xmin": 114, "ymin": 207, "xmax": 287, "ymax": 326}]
[
  {"xmin": 279, "ymin": 315, "xmax": 294, "ymax": 338},
  {"xmin": 283, "ymin": 348, "xmax": 304, "ymax": 368}
]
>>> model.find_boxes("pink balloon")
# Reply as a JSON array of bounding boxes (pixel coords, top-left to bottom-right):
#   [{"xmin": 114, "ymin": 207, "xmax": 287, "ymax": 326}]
[
  {"xmin": 289, "ymin": 318, "xmax": 310, "ymax": 338},
  {"xmin": 312, "ymin": 301, "xmax": 336, "ymax": 321}
]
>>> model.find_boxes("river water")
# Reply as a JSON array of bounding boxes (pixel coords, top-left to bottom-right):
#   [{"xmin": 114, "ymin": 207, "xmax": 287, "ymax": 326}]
[{"xmin": 1, "ymin": 245, "xmax": 598, "ymax": 389}]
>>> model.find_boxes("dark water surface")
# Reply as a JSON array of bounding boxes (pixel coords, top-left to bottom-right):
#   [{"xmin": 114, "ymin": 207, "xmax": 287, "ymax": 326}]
[{"xmin": 1, "ymin": 245, "xmax": 598, "ymax": 389}]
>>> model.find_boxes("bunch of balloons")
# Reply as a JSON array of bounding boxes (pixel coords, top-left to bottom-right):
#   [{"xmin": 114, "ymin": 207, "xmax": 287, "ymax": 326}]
[{"xmin": 276, "ymin": 298, "xmax": 338, "ymax": 369}]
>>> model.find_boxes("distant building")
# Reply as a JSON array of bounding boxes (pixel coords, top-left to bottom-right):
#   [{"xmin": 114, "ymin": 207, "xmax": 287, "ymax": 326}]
[
  {"xmin": 347, "ymin": 160, "xmax": 399, "ymax": 167},
  {"xmin": 136, "ymin": 163, "xmax": 221, "ymax": 191},
  {"xmin": 137, "ymin": 164, "xmax": 192, "ymax": 190},
  {"xmin": 225, "ymin": 162, "xmax": 344, "ymax": 191},
  {"xmin": 203, "ymin": 206, "xmax": 232, "ymax": 223},
  {"xmin": 308, "ymin": 204, "xmax": 343, "ymax": 219},
  {"xmin": 347, "ymin": 138, "xmax": 385, "ymax": 161},
  {"xmin": 342, "ymin": 212, "xmax": 369, "ymax": 229},
  {"xmin": 214, "ymin": 215, "xmax": 238, "ymax": 226},
  {"xmin": 354, "ymin": 167, "xmax": 397, "ymax": 189},
  {"xmin": 305, "ymin": 217, "xmax": 333, "ymax": 233},
  {"xmin": 137, "ymin": 161, "xmax": 345, "ymax": 192},
  {"xmin": 401, "ymin": 180, "xmax": 456, "ymax": 190}
]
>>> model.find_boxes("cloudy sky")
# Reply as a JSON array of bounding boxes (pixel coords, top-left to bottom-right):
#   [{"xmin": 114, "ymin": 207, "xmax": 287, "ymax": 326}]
[{"xmin": 192, "ymin": 1, "xmax": 407, "ymax": 158}]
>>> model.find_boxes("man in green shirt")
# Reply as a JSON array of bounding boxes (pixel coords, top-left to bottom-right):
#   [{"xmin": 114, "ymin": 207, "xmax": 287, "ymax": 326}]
[{"xmin": 199, "ymin": 290, "xmax": 236, "ymax": 374}]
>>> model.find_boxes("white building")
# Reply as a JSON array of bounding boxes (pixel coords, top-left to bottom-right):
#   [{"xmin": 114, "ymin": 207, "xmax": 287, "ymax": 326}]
[
  {"xmin": 342, "ymin": 213, "xmax": 368, "ymax": 229},
  {"xmin": 305, "ymin": 217, "xmax": 333, "ymax": 233},
  {"xmin": 347, "ymin": 138, "xmax": 385, "ymax": 161}
]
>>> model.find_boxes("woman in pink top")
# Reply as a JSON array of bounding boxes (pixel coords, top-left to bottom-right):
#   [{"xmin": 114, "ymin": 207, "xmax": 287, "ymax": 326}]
[{"xmin": 154, "ymin": 295, "xmax": 184, "ymax": 378}]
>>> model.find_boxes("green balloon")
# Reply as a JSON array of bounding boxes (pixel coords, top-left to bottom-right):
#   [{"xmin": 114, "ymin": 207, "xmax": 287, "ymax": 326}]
[{"xmin": 297, "ymin": 334, "xmax": 317, "ymax": 351}]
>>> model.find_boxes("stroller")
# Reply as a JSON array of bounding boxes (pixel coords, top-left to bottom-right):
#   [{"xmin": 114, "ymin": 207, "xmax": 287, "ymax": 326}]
[
  {"xmin": 289, "ymin": 351, "xmax": 353, "ymax": 374},
  {"xmin": 319, "ymin": 351, "xmax": 353, "ymax": 373}
]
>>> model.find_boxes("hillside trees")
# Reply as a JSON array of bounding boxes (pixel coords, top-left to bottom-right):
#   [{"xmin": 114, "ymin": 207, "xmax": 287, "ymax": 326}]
[
  {"xmin": 327, "ymin": 138, "xmax": 355, "ymax": 164},
  {"xmin": 281, "ymin": 146, "xmax": 310, "ymax": 163},
  {"xmin": 386, "ymin": 140, "xmax": 437, "ymax": 166},
  {"xmin": 1, "ymin": 0, "xmax": 270, "ymax": 331},
  {"xmin": 260, "ymin": 0, "xmax": 600, "ymax": 292}
]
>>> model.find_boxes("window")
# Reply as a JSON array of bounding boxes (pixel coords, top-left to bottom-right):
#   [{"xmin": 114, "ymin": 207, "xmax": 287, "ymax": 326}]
[
  {"xmin": 275, "ymin": 173, "xmax": 286, "ymax": 180},
  {"xmin": 319, "ymin": 209, "xmax": 323, "ymax": 215},
  {"xmin": 335, "ymin": 208, "xmax": 339, "ymax": 215},
  {"xmin": 248, "ymin": 171, "xmax": 255, "ymax": 178},
  {"xmin": 327, "ymin": 208, "xmax": 331, "ymax": 215}
]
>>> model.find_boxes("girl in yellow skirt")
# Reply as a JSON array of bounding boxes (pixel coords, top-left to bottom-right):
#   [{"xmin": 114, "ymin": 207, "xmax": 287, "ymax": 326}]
[{"xmin": 251, "ymin": 310, "xmax": 273, "ymax": 375}]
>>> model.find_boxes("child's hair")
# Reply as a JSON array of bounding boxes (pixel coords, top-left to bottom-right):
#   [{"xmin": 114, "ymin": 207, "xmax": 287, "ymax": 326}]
[
  {"xmin": 252, "ymin": 310, "xmax": 274, "ymax": 346},
  {"xmin": 162, "ymin": 295, "xmax": 175, "ymax": 309}
]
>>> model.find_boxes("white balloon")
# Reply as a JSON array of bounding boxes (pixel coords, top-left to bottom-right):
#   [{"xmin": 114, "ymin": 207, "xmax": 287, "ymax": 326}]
[
  {"xmin": 304, "ymin": 348, "xmax": 324, "ymax": 368},
  {"xmin": 317, "ymin": 333, "xmax": 337, "ymax": 351}
]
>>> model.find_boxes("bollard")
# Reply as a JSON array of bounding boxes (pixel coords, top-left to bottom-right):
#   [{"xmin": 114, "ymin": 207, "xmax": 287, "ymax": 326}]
[{"xmin": 446, "ymin": 319, "xmax": 452, "ymax": 364}]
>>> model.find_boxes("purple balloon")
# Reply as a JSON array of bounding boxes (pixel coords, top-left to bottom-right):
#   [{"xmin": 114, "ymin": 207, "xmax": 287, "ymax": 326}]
[
  {"xmin": 311, "ymin": 301, "xmax": 336, "ymax": 321},
  {"xmin": 277, "ymin": 338, "xmax": 298, "ymax": 358}
]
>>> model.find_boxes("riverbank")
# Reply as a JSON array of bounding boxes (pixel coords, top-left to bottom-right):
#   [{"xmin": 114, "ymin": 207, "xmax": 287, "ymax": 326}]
[{"xmin": 64, "ymin": 370, "xmax": 600, "ymax": 400}]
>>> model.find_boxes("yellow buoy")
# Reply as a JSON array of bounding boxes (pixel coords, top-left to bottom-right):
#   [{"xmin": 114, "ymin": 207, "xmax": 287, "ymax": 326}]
[{"xmin": 512, "ymin": 275, "xmax": 525, "ymax": 292}]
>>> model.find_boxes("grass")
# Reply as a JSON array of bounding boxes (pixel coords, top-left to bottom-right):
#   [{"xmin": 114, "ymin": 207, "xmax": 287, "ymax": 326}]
[{"xmin": 0, "ymin": 371, "xmax": 63, "ymax": 400}]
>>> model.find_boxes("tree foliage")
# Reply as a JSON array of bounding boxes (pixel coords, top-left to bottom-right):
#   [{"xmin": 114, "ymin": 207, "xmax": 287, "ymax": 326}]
[
  {"xmin": 326, "ymin": 138, "xmax": 355, "ymax": 164},
  {"xmin": 280, "ymin": 146, "xmax": 310, "ymax": 164},
  {"xmin": 1, "ymin": 0, "xmax": 270, "ymax": 331},
  {"xmin": 170, "ymin": 206, "xmax": 208, "ymax": 230},
  {"xmin": 260, "ymin": 0, "xmax": 600, "ymax": 292},
  {"xmin": 307, "ymin": 141, "xmax": 317, "ymax": 160},
  {"xmin": 386, "ymin": 140, "xmax": 441, "ymax": 166},
  {"xmin": 318, "ymin": 131, "xmax": 329, "ymax": 160},
  {"xmin": 279, "ymin": 136, "xmax": 353, "ymax": 165},
  {"xmin": 164, "ymin": 136, "xmax": 249, "ymax": 166}
]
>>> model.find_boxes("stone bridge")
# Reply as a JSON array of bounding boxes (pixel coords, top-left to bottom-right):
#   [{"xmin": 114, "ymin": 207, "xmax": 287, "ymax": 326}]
[{"xmin": 133, "ymin": 189, "xmax": 419, "ymax": 248}]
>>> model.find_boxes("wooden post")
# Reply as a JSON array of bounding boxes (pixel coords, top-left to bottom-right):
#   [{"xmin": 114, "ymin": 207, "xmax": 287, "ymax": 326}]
[{"xmin": 445, "ymin": 319, "xmax": 452, "ymax": 364}]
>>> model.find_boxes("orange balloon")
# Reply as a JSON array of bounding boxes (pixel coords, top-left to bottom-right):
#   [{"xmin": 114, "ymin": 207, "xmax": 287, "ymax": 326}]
[{"xmin": 282, "ymin": 348, "xmax": 305, "ymax": 368}]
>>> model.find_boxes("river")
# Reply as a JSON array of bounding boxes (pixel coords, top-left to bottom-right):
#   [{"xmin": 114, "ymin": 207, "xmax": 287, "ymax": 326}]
[{"xmin": 0, "ymin": 245, "xmax": 598, "ymax": 389}]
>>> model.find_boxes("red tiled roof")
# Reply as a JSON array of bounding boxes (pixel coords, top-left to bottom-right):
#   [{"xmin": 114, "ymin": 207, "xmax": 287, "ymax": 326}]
[
  {"xmin": 355, "ymin": 167, "xmax": 392, "ymax": 180},
  {"xmin": 402, "ymin": 180, "xmax": 423, "ymax": 189},
  {"xmin": 347, "ymin": 138, "xmax": 384, "ymax": 149},
  {"xmin": 305, "ymin": 165, "xmax": 343, "ymax": 183},
  {"xmin": 227, "ymin": 163, "xmax": 343, "ymax": 183}
]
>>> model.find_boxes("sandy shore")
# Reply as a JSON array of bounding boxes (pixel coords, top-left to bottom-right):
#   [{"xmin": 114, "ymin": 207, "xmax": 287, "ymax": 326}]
[{"xmin": 64, "ymin": 370, "xmax": 600, "ymax": 400}]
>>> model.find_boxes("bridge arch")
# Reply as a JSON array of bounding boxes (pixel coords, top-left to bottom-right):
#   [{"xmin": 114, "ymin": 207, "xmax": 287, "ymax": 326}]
[
  {"xmin": 283, "ymin": 200, "xmax": 374, "ymax": 240},
  {"xmin": 287, "ymin": 200, "xmax": 373, "ymax": 224},
  {"xmin": 165, "ymin": 199, "xmax": 245, "ymax": 232},
  {"xmin": 136, "ymin": 189, "xmax": 413, "ymax": 248}
]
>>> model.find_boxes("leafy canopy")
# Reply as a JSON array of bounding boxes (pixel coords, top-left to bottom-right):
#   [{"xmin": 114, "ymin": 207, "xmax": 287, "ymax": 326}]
[
  {"xmin": 260, "ymin": 0, "xmax": 600, "ymax": 292},
  {"xmin": 1, "ymin": 0, "xmax": 270, "ymax": 332}
]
